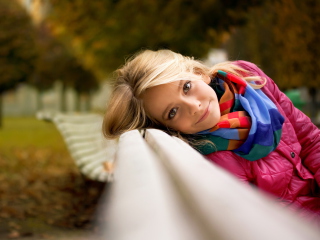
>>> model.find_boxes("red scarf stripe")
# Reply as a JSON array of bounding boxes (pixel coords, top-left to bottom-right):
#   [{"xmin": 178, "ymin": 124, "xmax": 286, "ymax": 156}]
[
  {"xmin": 239, "ymin": 116, "xmax": 251, "ymax": 128},
  {"xmin": 227, "ymin": 111, "xmax": 241, "ymax": 119},
  {"xmin": 219, "ymin": 99, "xmax": 233, "ymax": 113},
  {"xmin": 210, "ymin": 111, "xmax": 250, "ymax": 132},
  {"xmin": 217, "ymin": 121, "xmax": 231, "ymax": 128},
  {"xmin": 238, "ymin": 86, "xmax": 246, "ymax": 95},
  {"xmin": 227, "ymin": 73, "xmax": 247, "ymax": 87},
  {"xmin": 210, "ymin": 122, "xmax": 227, "ymax": 132}
]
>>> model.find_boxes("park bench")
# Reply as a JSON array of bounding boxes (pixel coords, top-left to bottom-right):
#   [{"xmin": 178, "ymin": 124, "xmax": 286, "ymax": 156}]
[
  {"xmin": 37, "ymin": 112, "xmax": 116, "ymax": 182},
  {"xmin": 38, "ymin": 112, "xmax": 320, "ymax": 239},
  {"xmin": 97, "ymin": 128, "xmax": 320, "ymax": 240}
]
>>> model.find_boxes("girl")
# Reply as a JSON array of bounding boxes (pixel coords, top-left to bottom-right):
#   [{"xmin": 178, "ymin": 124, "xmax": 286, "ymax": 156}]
[{"xmin": 103, "ymin": 49, "xmax": 320, "ymax": 220}]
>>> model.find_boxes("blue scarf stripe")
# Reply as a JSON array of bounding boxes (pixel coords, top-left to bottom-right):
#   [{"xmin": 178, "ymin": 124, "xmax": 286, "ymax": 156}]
[
  {"xmin": 235, "ymin": 109, "xmax": 284, "ymax": 154},
  {"xmin": 269, "ymin": 108, "xmax": 284, "ymax": 131},
  {"xmin": 200, "ymin": 128, "xmax": 241, "ymax": 140},
  {"xmin": 236, "ymin": 122, "xmax": 273, "ymax": 154},
  {"xmin": 242, "ymin": 89, "xmax": 273, "ymax": 124}
]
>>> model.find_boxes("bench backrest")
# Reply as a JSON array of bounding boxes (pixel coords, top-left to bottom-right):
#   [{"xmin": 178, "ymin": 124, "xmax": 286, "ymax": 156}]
[
  {"xmin": 53, "ymin": 113, "xmax": 116, "ymax": 182},
  {"xmin": 98, "ymin": 129, "xmax": 320, "ymax": 240}
]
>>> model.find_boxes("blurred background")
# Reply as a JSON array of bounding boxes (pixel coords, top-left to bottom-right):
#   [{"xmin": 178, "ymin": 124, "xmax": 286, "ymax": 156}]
[{"xmin": 0, "ymin": 0, "xmax": 319, "ymax": 239}]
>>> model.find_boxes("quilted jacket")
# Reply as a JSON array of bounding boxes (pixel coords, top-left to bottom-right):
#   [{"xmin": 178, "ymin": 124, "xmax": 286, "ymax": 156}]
[{"xmin": 206, "ymin": 61, "xmax": 320, "ymax": 220}]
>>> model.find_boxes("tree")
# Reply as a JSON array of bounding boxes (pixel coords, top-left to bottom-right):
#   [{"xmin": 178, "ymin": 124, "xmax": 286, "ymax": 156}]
[
  {"xmin": 0, "ymin": 0, "xmax": 39, "ymax": 127},
  {"xmin": 60, "ymin": 55, "xmax": 99, "ymax": 112},
  {"xmin": 30, "ymin": 23, "xmax": 65, "ymax": 110},
  {"xmin": 30, "ymin": 22, "xmax": 99, "ymax": 112},
  {"xmin": 47, "ymin": 0, "xmax": 264, "ymax": 78}
]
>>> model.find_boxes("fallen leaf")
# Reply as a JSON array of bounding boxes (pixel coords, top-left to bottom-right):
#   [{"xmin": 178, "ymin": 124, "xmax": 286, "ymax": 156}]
[{"xmin": 7, "ymin": 230, "xmax": 20, "ymax": 239}]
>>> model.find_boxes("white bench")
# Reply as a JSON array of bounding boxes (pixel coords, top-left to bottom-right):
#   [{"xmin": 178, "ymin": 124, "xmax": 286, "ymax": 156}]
[
  {"xmin": 45, "ymin": 113, "xmax": 117, "ymax": 182},
  {"xmin": 97, "ymin": 129, "xmax": 320, "ymax": 240}
]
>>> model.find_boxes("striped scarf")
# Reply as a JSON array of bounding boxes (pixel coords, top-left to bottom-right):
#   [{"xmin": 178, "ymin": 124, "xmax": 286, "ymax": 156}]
[{"xmin": 195, "ymin": 70, "xmax": 284, "ymax": 161}]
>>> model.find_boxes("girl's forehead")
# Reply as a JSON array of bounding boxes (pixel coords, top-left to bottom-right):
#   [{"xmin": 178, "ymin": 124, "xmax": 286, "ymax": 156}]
[
  {"xmin": 143, "ymin": 81, "xmax": 179, "ymax": 94},
  {"xmin": 146, "ymin": 81, "xmax": 180, "ymax": 94}
]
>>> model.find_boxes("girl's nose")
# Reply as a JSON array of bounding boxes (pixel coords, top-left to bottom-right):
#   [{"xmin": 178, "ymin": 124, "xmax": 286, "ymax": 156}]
[{"xmin": 185, "ymin": 98, "xmax": 201, "ymax": 115}]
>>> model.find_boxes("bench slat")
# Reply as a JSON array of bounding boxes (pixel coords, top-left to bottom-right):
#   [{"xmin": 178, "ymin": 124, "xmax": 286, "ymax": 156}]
[
  {"xmin": 51, "ymin": 113, "xmax": 116, "ymax": 182},
  {"xmin": 144, "ymin": 129, "xmax": 320, "ymax": 240},
  {"xmin": 100, "ymin": 130, "xmax": 207, "ymax": 240}
]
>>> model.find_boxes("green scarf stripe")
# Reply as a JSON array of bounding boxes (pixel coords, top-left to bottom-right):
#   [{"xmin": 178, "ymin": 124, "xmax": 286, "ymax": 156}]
[
  {"xmin": 232, "ymin": 99, "xmax": 243, "ymax": 111},
  {"xmin": 194, "ymin": 135, "xmax": 229, "ymax": 155}
]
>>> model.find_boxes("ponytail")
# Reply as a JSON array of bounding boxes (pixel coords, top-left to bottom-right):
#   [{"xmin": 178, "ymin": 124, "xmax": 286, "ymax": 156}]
[{"xmin": 102, "ymin": 83, "xmax": 147, "ymax": 139}]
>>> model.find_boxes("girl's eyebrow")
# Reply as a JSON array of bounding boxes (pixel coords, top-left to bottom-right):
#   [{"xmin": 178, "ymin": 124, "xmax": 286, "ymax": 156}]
[{"xmin": 161, "ymin": 80, "xmax": 183, "ymax": 121}]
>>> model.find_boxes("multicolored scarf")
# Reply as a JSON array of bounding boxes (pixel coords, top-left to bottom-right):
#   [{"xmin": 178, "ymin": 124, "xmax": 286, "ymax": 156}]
[{"xmin": 195, "ymin": 70, "xmax": 284, "ymax": 161}]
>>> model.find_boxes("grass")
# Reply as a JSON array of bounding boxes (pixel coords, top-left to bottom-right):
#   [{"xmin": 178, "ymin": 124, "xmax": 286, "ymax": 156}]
[
  {"xmin": 0, "ymin": 117, "xmax": 76, "ymax": 177},
  {"xmin": 0, "ymin": 117, "xmax": 105, "ymax": 238},
  {"xmin": 0, "ymin": 117, "xmax": 68, "ymax": 151}
]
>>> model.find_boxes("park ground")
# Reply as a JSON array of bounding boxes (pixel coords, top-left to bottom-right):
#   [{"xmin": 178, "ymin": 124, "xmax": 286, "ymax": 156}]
[{"xmin": 0, "ymin": 117, "xmax": 107, "ymax": 239}]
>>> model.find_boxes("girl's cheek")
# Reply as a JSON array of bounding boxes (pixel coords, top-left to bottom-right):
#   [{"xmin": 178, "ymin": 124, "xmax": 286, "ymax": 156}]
[{"xmin": 179, "ymin": 120, "xmax": 191, "ymax": 133}]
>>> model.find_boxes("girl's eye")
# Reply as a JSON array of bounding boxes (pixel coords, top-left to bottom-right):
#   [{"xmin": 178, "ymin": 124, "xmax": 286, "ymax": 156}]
[
  {"xmin": 183, "ymin": 81, "xmax": 191, "ymax": 93},
  {"xmin": 168, "ymin": 108, "xmax": 177, "ymax": 119}
]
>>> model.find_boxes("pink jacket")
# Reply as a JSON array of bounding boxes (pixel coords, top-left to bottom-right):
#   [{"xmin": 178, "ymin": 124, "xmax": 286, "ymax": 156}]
[{"xmin": 206, "ymin": 61, "xmax": 320, "ymax": 219}]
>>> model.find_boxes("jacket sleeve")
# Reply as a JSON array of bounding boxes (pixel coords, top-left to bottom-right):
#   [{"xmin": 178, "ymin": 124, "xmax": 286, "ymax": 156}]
[{"xmin": 235, "ymin": 60, "xmax": 320, "ymax": 186}]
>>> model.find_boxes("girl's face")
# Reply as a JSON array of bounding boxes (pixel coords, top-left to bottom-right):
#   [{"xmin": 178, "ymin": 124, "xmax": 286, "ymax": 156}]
[{"xmin": 142, "ymin": 75, "xmax": 221, "ymax": 134}]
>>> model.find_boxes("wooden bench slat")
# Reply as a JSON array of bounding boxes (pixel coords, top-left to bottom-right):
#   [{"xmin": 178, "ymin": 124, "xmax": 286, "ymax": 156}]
[
  {"xmin": 81, "ymin": 165, "xmax": 107, "ymax": 182},
  {"xmin": 144, "ymin": 129, "xmax": 320, "ymax": 240},
  {"xmin": 100, "ymin": 130, "xmax": 208, "ymax": 240},
  {"xmin": 75, "ymin": 151, "xmax": 111, "ymax": 167},
  {"xmin": 50, "ymin": 113, "xmax": 116, "ymax": 182},
  {"xmin": 63, "ymin": 134, "xmax": 103, "ymax": 142}
]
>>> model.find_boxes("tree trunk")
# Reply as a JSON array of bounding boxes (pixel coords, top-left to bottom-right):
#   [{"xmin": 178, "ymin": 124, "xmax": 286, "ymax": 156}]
[
  {"xmin": 36, "ymin": 88, "xmax": 43, "ymax": 111},
  {"xmin": 74, "ymin": 90, "xmax": 80, "ymax": 112},
  {"xmin": 60, "ymin": 83, "xmax": 66, "ymax": 112},
  {"xmin": 84, "ymin": 92, "xmax": 91, "ymax": 112},
  {"xmin": 0, "ymin": 92, "xmax": 2, "ymax": 128}
]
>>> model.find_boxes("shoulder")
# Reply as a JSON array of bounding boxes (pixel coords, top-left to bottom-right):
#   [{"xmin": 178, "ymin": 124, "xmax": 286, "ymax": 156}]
[
  {"xmin": 233, "ymin": 60, "xmax": 259, "ymax": 70},
  {"xmin": 233, "ymin": 60, "xmax": 261, "ymax": 73},
  {"xmin": 232, "ymin": 60, "xmax": 281, "ymax": 94},
  {"xmin": 233, "ymin": 60, "xmax": 270, "ymax": 80}
]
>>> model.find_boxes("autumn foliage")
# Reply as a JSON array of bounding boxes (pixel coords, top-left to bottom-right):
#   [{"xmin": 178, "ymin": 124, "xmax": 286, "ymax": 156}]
[
  {"xmin": 226, "ymin": 0, "xmax": 320, "ymax": 91},
  {"xmin": 0, "ymin": 0, "xmax": 38, "ymax": 93}
]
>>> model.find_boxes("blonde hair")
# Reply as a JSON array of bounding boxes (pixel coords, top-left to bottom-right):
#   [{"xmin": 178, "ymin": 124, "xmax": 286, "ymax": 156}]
[{"xmin": 103, "ymin": 49, "xmax": 264, "ymax": 139}]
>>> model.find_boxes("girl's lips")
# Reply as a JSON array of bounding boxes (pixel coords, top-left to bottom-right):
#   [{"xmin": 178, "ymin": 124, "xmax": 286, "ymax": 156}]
[{"xmin": 196, "ymin": 103, "xmax": 210, "ymax": 124}]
